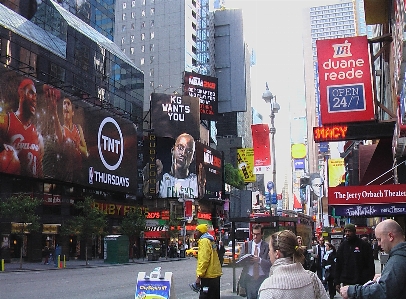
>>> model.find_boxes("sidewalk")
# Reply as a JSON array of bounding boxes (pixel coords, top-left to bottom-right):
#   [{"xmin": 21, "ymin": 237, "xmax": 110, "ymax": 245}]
[{"xmin": 0, "ymin": 257, "xmax": 182, "ymax": 272}]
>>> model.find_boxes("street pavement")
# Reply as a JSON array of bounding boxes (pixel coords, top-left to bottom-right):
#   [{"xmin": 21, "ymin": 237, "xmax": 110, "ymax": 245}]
[{"xmin": 1, "ymin": 257, "xmax": 383, "ymax": 299}]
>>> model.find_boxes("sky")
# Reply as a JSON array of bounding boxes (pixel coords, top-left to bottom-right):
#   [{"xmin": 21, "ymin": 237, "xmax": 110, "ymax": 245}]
[{"xmin": 224, "ymin": 0, "xmax": 340, "ymax": 193}]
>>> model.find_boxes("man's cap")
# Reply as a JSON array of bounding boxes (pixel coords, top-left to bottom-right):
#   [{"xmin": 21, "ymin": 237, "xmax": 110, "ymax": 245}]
[
  {"xmin": 344, "ymin": 223, "xmax": 356, "ymax": 232},
  {"xmin": 196, "ymin": 224, "xmax": 208, "ymax": 233}
]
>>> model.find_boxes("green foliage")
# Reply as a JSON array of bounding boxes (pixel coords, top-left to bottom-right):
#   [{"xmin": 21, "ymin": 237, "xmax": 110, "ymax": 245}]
[
  {"xmin": 119, "ymin": 207, "xmax": 146, "ymax": 238},
  {"xmin": 167, "ymin": 212, "xmax": 180, "ymax": 239},
  {"xmin": 61, "ymin": 196, "xmax": 107, "ymax": 240},
  {"xmin": 224, "ymin": 163, "xmax": 245, "ymax": 189},
  {"xmin": 0, "ymin": 193, "xmax": 41, "ymax": 233}
]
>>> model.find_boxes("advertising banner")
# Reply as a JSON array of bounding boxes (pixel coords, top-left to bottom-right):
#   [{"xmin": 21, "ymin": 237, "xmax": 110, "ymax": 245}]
[
  {"xmin": 328, "ymin": 158, "xmax": 346, "ymax": 187},
  {"xmin": 316, "ymin": 36, "xmax": 375, "ymax": 124},
  {"xmin": 194, "ymin": 142, "xmax": 223, "ymax": 200},
  {"xmin": 251, "ymin": 124, "xmax": 271, "ymax": 171},
  {"xmin": 0, "ymin": 71, "xmax": 137, "ymax": 193},
  {"xmin": 184, "ymin": 71, "xmax": 218, "ymax": 120},
  {"xmin": 135, "ymin": 274, "xmax": 172, "ymax": 299},
  {"xmin": 329, "ymin": 184, "xmax": 406, "ymax": 205},
  {"xmin": 293, "ymin": 159, "xmax": 305, "ymax": 170},
  {"xmin": 237, "ymin": 148, "xmax": 256, "ymax": 183},
  {"xmin": 143, "ymin": 136, "xmax": 198, "ymax": 200},
  {"xmin": 150, "ymin": 93, "xmax": 200, "ymax": 140},
  {"xmin": 332, "ymin": 203, "xmax": 406, "ymax": 217}
]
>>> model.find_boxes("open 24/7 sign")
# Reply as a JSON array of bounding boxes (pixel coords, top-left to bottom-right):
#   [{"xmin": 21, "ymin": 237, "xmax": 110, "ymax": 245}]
[{"xmin": 316, "ymin": 36, "xmax": 375, "ymax": 125}]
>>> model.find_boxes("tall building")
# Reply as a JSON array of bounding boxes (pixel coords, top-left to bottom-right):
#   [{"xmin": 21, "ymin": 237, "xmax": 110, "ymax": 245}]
[{"xmin": 303, "ymin": 0, "xmax": 359, "ymax": 175}]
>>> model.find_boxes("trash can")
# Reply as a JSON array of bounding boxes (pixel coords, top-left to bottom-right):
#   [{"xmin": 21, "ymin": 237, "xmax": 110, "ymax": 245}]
[
  {"xmin": 104, "ymin": 235, "xmax": 129, "ymax": 264},
  {"xmin": 180, "ymin": 249, "xmax": 186, "ymax": 258}
]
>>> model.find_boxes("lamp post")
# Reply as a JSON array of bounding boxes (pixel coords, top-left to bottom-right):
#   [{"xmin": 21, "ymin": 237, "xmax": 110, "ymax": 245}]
[{"xmin": 262, "ymin": 83, "xmax": 280, "ymax": 215}]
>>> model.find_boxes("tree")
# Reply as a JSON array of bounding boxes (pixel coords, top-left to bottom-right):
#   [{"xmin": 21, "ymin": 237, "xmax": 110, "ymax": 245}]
[
  {"xmin": 0, "ymin": 193, "xmax": 41, "ymax": 269},
  {"xmin": 119, "ymin": 207, "xmax": 146, "ymax": 260},
  {"xmin": 224, "ymin": 163, "xmax": 245, "ymax": 189},
  {"xmin": 61, "ymin": 196, "xmax": 107, "ymax": 265}
]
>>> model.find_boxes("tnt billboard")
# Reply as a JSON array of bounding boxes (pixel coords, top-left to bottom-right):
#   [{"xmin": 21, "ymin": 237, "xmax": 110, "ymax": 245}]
[
  {"xmin": 316, "ymin": 36, "xmax": 375, "ymax": 125},
  {"xmin": 0, "ymin": 71, "xmax": 138, "ymax": 193},
  {"xmin": 183, "ymin": 71, "xmax": 218, "ymax": 120}
]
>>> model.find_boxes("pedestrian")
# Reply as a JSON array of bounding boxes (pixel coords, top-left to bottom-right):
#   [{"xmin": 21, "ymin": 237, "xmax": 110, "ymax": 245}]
[
  {"xmin": 313, "ymin": 236, "xmax": 327, "ymax": 282},
  {"xmin": 297, "ymin": 235, "xmax": 311, "ymax": 270},
  {"xmin": 258, "ymin": 230, "xmax": 329, "ymax": 299},
  {"xmin": 132, "ymin": 242, "xmax": 138, "ymax": 261},
  {"xmin": 334, "ymin": 223, "xmax": 375, "ymax": 293},
  {"xmin": 194, "ymin": 224, "xmax": 222, "ymax": 299},
  {"xmin": 239, "ymin": 224, "xmax": 272, "ymax": 299},
  {"xmin": 322, "ymin": 242, "xmax": 337, "ymax": 299},
  {"xmin": 217, "ymin": 240, "xmax": 226, "ymax": 266},
  {"xmin": 340, "ymin": 219, "xmax": 406, "ymax": 299},
  {"xmin": 43, "ymin": 246, "xmax": 49, "ymax": 265}
]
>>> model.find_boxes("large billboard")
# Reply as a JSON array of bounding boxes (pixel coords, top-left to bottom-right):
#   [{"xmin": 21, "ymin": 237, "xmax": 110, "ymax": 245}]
[
  {"xmin": 183, "ymin": 71, "xmax": 218, "ymax": 120},
  {"xmin": 150, "ymin": 93, "xmax": 200, "ymax": 140},
  {"xmin": 195, "ymin": 142, "xmax": 223, "ymax": 201},
  {"xmin": 143, "ymin": 135, "xmax": 199, "ymax": 200},
  {"xmin": 0, "ymin": 71, "xmax": 138, "ymax": 193},
  {"xmin": 316, "ymin": 36, "xmax": 375, "ymax": 125}
]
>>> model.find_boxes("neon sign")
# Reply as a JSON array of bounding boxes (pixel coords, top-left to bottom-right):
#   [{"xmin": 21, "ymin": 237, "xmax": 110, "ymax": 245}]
[{"xmin": 313, "ymin": 125, "xmax": 348, "ymax": 142}]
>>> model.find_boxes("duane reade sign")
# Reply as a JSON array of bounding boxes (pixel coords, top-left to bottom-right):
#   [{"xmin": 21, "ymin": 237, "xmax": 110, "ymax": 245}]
[{"xmin": 316, "ymin": 36, "xmax": 375, "ymax": 125}]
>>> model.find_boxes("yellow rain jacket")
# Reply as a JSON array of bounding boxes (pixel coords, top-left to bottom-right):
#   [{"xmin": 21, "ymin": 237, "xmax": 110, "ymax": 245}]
[{"xmin": 196, "ymin": 233, "xmax": 222, "ymax": 278}]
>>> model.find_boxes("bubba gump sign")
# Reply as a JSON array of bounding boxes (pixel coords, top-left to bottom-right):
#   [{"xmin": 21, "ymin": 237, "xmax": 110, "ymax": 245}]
[
  {"xmin": 316, "ymin": 36, "xmax": 375, "ymax": 125},
  {"xmin": 329, "ymin": 184, "xmax": 406, "ymax": 205}
]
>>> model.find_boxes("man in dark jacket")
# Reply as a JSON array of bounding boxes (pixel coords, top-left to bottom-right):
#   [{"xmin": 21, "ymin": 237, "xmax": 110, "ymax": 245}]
[
  {"xmin": 217, "ymin": 241, "xmax": 226, "ymax": 266},
  {"xmin": 340, "ymin": 219, "xmax": 406, "ymax": 299},
  {"xmin": 334, "ymin": 223, "xmax": 374, "ymax": 292}
]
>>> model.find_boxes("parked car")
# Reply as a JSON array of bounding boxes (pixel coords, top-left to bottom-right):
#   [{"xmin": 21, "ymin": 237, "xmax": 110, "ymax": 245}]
[{"xmin": 185, "ymin": 246, "xmax": 199, "ymax": 257}]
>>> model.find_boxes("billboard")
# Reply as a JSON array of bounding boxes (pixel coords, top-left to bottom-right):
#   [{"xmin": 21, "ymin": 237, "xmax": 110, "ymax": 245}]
[
  {"xmin": 328, "ymin": 158, "xmax": 346, "ymax": 187},
  {"xmin": 150, "ymin": 93, "xmax": 200, "ymax": 140},
  {"xmin": 195, "ymin": 142, "xmax": 223, "ymax": 200},
  {"xmin": 251, "ymin": 124, "xmax": 271, "ymax": 173},
  {"xmin": 183, "ymin": 71, "xmax": 218, "ymax": 120},
  {"xmin": 0, "ymin": 71, "xmax": 138, "ymax": 193},
  {"xmin": 236, "ymin": 148, "xmax": 256, "ymax": 183},
  {"xmin": 316, "ymin": 36, "xmax": 375, "ymax": 125},
  {"xmin": 143, "ymin": 135, "xmax": 199, "ymax": 200}
]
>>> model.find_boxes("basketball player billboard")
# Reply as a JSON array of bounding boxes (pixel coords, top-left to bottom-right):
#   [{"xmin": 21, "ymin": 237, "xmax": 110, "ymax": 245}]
[
  {"xmin": 183, "ymin": 71, "xmax": 218, "ymax": 120},
  {"xmin": 0, "ymin": 70, "xmax": 138, "ymax": 193},
  {"xmin": 194, "ymin": 142, "xmax": 223, "ymax": 201},
  {"xmin": 150, "ymin": 93, "xmax": 200, "ymax": 140},
  {"xmin": 143, "ymin": 135, "xmax": 209, "ymax": 200}
]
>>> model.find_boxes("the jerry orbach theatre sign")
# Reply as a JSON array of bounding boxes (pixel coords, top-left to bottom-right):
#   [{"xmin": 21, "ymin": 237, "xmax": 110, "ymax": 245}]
[{"xmin": 329, "ymin": 184, "xmax": 406, "ymax": 205}]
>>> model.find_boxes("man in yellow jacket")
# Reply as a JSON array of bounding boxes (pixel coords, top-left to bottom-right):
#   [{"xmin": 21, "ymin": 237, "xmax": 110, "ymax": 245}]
[{"xmin": 195, "ymin": 224, "xmax": 222, "ymax": 299}]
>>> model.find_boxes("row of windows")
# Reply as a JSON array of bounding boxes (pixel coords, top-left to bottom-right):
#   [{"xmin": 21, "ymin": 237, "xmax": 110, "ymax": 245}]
[
  {"xmin": 122, "ymin": 20, "xmax": 154, "ymax": 32},
  {"xmin": 122, "ymin": 0, "xmax": 155, "ymax": 9},
  {"xmin": 122, "ymin": 8, "xmax": 154, "ymax": 20},
  {"xmin": 310, "ymin": 3, "xmax": 352, "ymax": 12},
  {"xmin": 121, "ymin": 32, "xmax": 155, "ymax": 45},
  {"xmin": 311, "ymin": 25, "xmax": 355, "ymax": 33},
  {"xmin": 311, "ymin": 16, "xmax": 354, "ymax": 24}
]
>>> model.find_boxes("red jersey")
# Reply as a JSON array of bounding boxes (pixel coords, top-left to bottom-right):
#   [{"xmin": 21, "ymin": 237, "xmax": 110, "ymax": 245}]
[
  {"xmin": 63, "ymin": 124, "xmax": 81, "ymax": 147},
  {"xmin": 6, "ymin": 112, "xmax": 42, "ymax": 177}
]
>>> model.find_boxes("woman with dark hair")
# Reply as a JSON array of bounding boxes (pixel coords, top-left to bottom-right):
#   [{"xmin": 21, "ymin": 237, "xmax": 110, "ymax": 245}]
[
  {"xmin": 322, "ymin": 242, "xmax": 337, "ymax": 299},
  {"xmin": 258, "ymin": 230, "xmax": 328, "ymax": 299}
]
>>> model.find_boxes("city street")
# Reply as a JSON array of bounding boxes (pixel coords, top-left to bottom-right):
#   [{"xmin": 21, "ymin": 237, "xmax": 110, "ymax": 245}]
[{"xmin": 0, "ymin": 258, "xmax": 242, "ymax": 299}]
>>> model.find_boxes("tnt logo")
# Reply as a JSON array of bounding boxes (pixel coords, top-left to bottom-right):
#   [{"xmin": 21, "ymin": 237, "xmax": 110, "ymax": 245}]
[
  {"xmin": 97, "ymin": 117, "xmax": 123, "ymax": 171},
  {"xmin": 332, "ymin": 40, "xmax": 352, "ymax": 58}
]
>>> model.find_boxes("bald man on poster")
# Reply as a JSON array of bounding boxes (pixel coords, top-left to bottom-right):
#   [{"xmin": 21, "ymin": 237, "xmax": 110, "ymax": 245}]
[{"xmin": 340, "ymin": 219, "xmax": 406, "ymax": 299}]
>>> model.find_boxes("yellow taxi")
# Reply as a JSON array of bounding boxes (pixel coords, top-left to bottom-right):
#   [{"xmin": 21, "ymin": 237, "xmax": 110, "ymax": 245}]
[
  {"xmin": 223, "ymin": 246, "xmax": 242, "ymax": 265},
  {"xmin": 186, "ymin": 246, "xmax": 199, "ymax": 257}
]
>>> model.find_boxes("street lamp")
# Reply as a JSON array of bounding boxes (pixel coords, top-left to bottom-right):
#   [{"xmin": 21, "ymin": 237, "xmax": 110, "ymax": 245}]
[{"xmin": 262, "ymin": 83, "xmax": 280, "ymax": 214}]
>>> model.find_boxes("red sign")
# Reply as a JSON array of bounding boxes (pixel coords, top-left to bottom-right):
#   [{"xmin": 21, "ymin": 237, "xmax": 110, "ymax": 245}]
[
  {"xmin": 316, "ymin": 36, "xmax": 375, "ymax": 125},
  {"xmin": 251, "ymin": 124, "xmax": 271, "ymax": 167},
  {"xmin": 146, "ymin": 212, "xmax": 161, "ymax": 219},
  {"xmin": 161, "ymin": 210, "xmax": 170, "ymax": 220},
  {"xmin": 329, "ymin": 184, "xmax": 406, "ymax": 205},
  {"xmin": 197, "ymin": 212, "xmax": 212, "ymax": 220}
]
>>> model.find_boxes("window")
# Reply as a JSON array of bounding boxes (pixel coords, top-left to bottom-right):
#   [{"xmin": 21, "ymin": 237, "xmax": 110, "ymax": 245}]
[
  {"xmin": 150, "ymin": 8, "xmax": 155, "ymax": 16},
  {"xmin": 131, "ymin": 12, "xmax": 135, "ymax": 18},
  {"xmin": 142, "ymin": 10, "xmax": 145, "ymax": 16},
  {"xmin": 141, "ymin": 58, "xmax": 145, "ymax": 65},
  {"xmin": 150, "ymin": 81, "xmax": 154, "ymax": 87},
  {"xmin": 141, "ymin": 45, "xmax": 145, "ymax": 52},
  {"xmin": 141, "ymin": 33, "xmax": 145, "ymax": 40},
  {"xmin": 122, "ymin": 25, "xmax": 126, "ymax": 32},
  {"xmin": 150, "ymin": 68, "xmax": 154, "ymax": 76},
  {"xmin": 122, "ymin": 13, "xmax": 126, "ymax": 20},
  {"xmin": 150, "ymin": 44, "xmax": 154, "ymax": 52},
  {"xmin": 122, "ymin": 48, "xmax": 126, "ymax": 53},
  {"xmin": 121, "ymin": 37, "xmax": 125, "ymax": 44},
  {"xmin": 131, "ymin": 35, "xmax": 135, "ymax": 42},
  {"xmin": 131, "ymin": 23, "xmax": 135, "ymax": 29},
  {"xmin": 150, "ymin": 32, "xmax": 154, "ymax": 39},
  {"xmin": 150, "ymin": 20, "xmax": 154, "ymax": 27},
  {"xmin": 132, "ymin": 0, "xmax": 135, "ymax": 7},
  {"xmin": 130, "ymin": 47, "xmax": 135, "ymax": 54},
  {"xmin": 141, "ymin": 21, "xmax": 145, "ymax": 28},
  {"xmin": 150, "ymin": 56, "xmax": 154, "ymax": 64},
  {"xmin": 123, "ymin": 2, "xmax": 126, "ymax": 9}
]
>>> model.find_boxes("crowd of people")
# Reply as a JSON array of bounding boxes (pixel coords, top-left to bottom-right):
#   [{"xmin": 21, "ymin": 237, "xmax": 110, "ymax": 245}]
[{"xmin": 192, "ymin": 219, "xmax": 406, "ymax": 299}]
